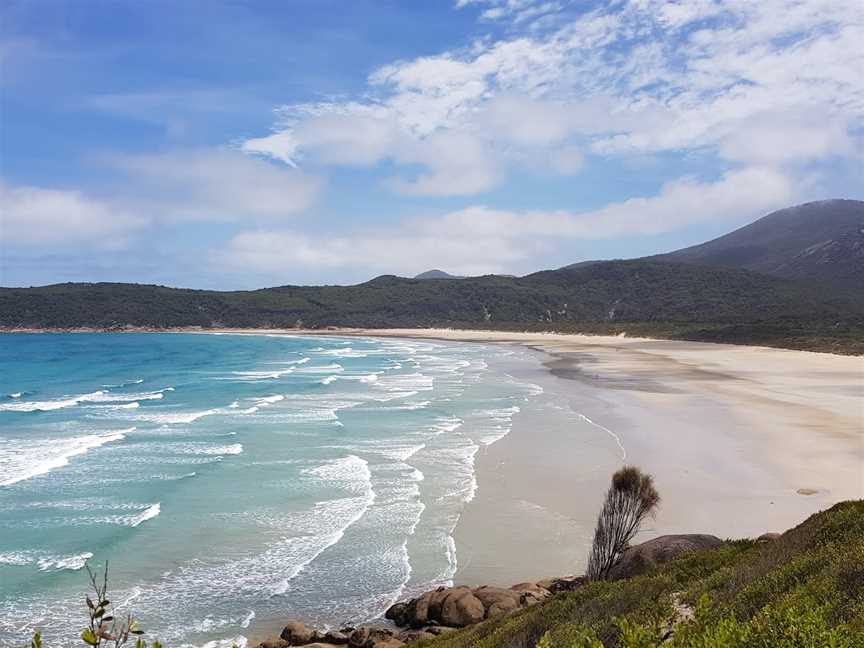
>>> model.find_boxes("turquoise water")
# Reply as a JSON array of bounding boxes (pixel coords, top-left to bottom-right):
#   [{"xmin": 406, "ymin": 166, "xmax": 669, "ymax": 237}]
[{"xmin": 0, "ymin": 333, "xmax": 541, "ymax": 647}]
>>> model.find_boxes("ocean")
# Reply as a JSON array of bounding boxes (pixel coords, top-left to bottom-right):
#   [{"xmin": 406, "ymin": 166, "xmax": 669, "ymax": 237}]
[{"xmin": 0, "ymin": 332, "xmax": 543, "ymax": 647}]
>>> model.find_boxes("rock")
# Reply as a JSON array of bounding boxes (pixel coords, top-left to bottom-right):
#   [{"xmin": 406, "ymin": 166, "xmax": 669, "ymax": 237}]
[
  {"xmin": 609, "ymin": 534, "xmax": 724, "ymax": 580},
  {"xmin": 510, "ymin": 582, "xmax": 550, "ymax": 605},
  {"xmin": 348, "ymin": 627, "xmax": 397, "ymax": 648},
  {"xmin": 384, "ymin": 602, "xmax": 409, "ymax": 626},
  {"xmin": 257, "ymin": 638, "xmax": 290, "ymax": 648},
  {"xmin": 536, "ymin": 576, "xmax": 586, "ymax": 593},
  {"xmin": 322, "ymin": 630, "xmax": 349, "ymax": 645},
  {"xmin": 425, "ymin": 625, "xmax": 456, "ymax": 635},
  {"xmin": 757, "ymin": 532, "xmax": 781, "ymax": 542},
  {"xmin": 440, "ymin": 588, "xmax": 485, "ymax": 627},
  {"xmin": 471, "ymin": 586, "xmax": 521, "ymax": 618},
  {"xmin": 404, "ymin": 592, "xmax": 431, "ymax": 627},
  {"xmin": 427, "ymin": 587, "xmax": 452, "ymax": 622},
  {"xmin": 281, "ymin": 621, "xmax": 317, "ymax": 645},
  {"xmin": 397, "ymin": 630, "xmax": 436, "ymax": 643}
]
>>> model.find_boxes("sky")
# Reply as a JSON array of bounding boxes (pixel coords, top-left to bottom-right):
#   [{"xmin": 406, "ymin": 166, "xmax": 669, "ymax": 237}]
[{"xmin": 1, "ymin": 0, "xmax": 862, "ymax": 289}]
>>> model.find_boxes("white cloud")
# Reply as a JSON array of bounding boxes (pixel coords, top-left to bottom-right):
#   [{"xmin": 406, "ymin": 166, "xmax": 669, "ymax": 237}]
[
  {"xmin": 0, "ymin": 182, "xmax": 145, "ymax": 248},
  {"xmin": 1, "ymin": 149, "xmax": 323, "ymax": 254},
  {"xmin": 108, "ymin": 149, "xmax": 322, "ymax": 220},
  {"xmin": 244, "ymin": 0, "xmax": 862, "ymax": 196},
  {"xmin": 215, "ymin": 165, "xmax": 796, "ymax": 277}
]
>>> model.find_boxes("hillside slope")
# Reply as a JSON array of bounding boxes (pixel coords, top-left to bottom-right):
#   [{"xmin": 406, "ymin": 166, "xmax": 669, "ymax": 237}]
[
  {"xmin": 2, "ymin": 260, "xmax": 861, "ymax": 330},
  {"xmin": 419, "ymin": 500, "xmax": 864, "ymax": 648},
  {"xmin": 653, "ymin": 199, "xmax": 864, "ymax": 288}
]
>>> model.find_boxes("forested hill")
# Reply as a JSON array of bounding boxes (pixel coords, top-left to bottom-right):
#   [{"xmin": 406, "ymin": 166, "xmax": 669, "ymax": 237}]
[{"xmin": 2, "ymin": 260, "xmax": 863, "ymax": 353}]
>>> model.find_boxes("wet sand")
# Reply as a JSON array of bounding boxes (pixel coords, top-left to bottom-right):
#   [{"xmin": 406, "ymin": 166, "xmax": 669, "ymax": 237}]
[
  {"xmin": 279, "ymin": 329, "xmax": 863, "ymax": 586},
  {"xmin": 149, "ymin": 327, "xmax": 864, "ymax": 587}
]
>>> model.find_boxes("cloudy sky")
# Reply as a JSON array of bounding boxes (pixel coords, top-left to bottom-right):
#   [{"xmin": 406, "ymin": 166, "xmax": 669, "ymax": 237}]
[{"xmin": 1, "ymin": 0, "xmax": 861, "ymax": 288}]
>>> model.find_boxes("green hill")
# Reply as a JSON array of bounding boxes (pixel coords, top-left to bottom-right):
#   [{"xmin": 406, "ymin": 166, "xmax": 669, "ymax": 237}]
[
  {"xmin": 418, "ymin": 500, "xmax": 864, "ymax": 648},
  {"xmin": 2, "ymin": 259, "xmax": 863, "ymax": 353},
  {"xmin": 652, "ymin": 199, "xmax": 864, "ymax": 290}
]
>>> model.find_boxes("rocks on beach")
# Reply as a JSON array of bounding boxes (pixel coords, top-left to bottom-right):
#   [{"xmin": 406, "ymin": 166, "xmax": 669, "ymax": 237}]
[
  {"xmin": 256, "ymin": 533, "xmax": 724, "ymax": 648},
  {"xmin": 256, "ymin": 579, "xmax": 557, "ymax": 648}
]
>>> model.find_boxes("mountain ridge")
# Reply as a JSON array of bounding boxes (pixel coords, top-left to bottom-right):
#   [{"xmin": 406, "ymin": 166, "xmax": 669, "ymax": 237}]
[{"xmin": 650, "ymin": 198, "xmax": 864, "ymax": 288}]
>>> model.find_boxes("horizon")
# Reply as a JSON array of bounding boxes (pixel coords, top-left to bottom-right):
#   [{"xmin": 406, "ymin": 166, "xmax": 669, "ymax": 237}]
[
  {"xmin": 2, "ymin": 1, "xmax": 863, "ymax": 290},
  {"xmin": 3, "ymin": 196, "xmax": 859, "ymax": 290}
]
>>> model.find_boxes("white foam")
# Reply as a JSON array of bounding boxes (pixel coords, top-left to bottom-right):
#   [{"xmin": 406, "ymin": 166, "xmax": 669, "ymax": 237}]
[
  {"xmin": 255, "ymin": 395, "xmax": 285, "ymax": 405},
  {"xmin": 320, "ymin": 375, "xmax": 338, "ymax": 385},
  {"xmin": 576, "ymin": 412, "xmax": 626, "ymax": 460},
  {"xmin": 0, "ymin": 390, "xmax": 107, "ymax": 412},
  {"xmin": 128, "ymin": 503, "xmax": 161, "ymax": 527},
  {"xmin": 227, "ymin": 367, "xmax": 294, "ymax": 380},
  {"xmin": 296, "ymin": 363, "xmax": 344, "ymax": 374},
  {"xmin": 37, "ymin": 552, "xmax": 93, "ymax": 571},
  {"xmin": 126, "ymin": 409, "xmax": 220, "ymax": 424},
  {"xmin": 0, "ymin": 550, "xmax": 93, "ymax": 571},
  {"xmin": 9, "ymin": 392, "xmax": 22, "ymax": 398},
  {"xmin": 0, "ymin": 429, "xmax": 130, "ymax": 486}
]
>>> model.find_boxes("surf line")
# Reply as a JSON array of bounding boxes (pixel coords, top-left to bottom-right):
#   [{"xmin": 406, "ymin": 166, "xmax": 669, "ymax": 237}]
[{"xmin": 575, "ymin": 412, "xmax": 626, "ymax": 461}]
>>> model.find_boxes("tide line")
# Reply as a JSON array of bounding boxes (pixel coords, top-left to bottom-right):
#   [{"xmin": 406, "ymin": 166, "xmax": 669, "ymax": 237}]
[{"xmin": 575, "ymin": 412, "xmax": 627, "ymax": 461}]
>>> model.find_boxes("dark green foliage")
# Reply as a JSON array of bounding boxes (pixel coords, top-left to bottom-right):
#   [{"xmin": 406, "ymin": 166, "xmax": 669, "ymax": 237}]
[
  {"xmin": 2, "ymin": 260, "xmax": 863, "ymax": 353},
  {"xmin": 417, "ymin": 501, "xmax": 864, "ymax": 648}
]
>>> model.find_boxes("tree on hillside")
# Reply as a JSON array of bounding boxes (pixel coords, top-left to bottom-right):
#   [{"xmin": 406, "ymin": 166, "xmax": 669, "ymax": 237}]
[{"xmin": 586, "ymin": 466, "xmax": 660, "ymax": 580}]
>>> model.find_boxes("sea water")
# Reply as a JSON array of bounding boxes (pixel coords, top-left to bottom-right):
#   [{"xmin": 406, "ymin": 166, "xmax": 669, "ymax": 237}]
[{"xmin": 0, "ymin": 333, "xmax": 542, "ymax": 647}]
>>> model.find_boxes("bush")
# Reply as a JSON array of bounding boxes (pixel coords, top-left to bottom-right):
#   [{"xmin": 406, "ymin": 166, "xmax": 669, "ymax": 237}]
[{"xmin": 586, "ymin": 466, "xmax": 660, "ymax": 581}]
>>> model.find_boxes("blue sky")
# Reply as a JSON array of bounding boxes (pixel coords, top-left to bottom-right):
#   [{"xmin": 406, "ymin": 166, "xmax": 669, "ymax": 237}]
[{"xmin": 1, "ymin": 0, "xmax": 861, "ymax": 288}]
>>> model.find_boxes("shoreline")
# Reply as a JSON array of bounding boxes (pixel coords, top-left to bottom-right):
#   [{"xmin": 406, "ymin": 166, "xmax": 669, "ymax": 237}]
[
  {"xmin": 3, "ymin": 325, "xmax": 863, "ymax": 357},
  {"xmin": 5, "ymin": 327, "xmax": 862, "ymax": 644}
]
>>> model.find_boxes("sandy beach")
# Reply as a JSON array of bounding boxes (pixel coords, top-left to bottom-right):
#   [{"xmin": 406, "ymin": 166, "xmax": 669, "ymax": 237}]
[
  {"xmin": 270, "ymin": 328, "xmax": 863, "ymax": 586},
  {"xmin": 9, "ymin": 327, "xmax": 864, "ymax": 591}
]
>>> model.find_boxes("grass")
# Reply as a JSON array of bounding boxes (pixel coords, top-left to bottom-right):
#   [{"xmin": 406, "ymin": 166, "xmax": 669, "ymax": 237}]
[{"xmin": 416, "ymin": 501, "xmax": 864, "ymax": 648}]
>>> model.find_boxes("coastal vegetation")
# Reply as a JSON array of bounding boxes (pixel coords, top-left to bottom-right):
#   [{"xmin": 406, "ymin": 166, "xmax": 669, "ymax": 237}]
[
  {"xmin": 418, "ymin": 500, "xmax": 864, "ymax": 647},
  {"xmin": 586, "ymin": 467, "xmax": 660, "ymax": 581},
  {"xmin": 2, "ymin": 259, "xmax": 863, "ymax": 354}
]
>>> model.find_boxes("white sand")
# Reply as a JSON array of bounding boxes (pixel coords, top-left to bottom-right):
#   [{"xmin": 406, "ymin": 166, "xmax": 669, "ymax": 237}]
[
  {"xmin": 279, "ymin": 328, "xmax": 863, "ymax": 584},
  {"xmin": 185, "ymin": 327, "xmax": 864, "ymax": 584}
]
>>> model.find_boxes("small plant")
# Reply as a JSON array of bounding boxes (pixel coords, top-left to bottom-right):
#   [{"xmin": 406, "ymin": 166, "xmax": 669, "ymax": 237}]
[
  {"xmin": 81, "ymin": 563, "xmax": 160, "ymax": 648},
  {"xmin": 586, "ymin": 465, "xmax": 660, "ymax": 581}
]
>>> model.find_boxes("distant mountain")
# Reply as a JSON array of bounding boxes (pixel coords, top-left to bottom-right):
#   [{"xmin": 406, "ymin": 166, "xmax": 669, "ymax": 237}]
[
  {"xmin": 413, "ymin": 269, "xmax": 463, "ymax": 280},
  {"xmin": 653, "ymin": 199, "xmax": 864, "ymax": 289}
]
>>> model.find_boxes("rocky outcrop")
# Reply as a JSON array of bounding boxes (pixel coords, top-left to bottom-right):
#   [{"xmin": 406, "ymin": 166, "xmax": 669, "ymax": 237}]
[
  {"xmin": 259, "ymin": 578, "xmax": 565, "ymax": 648},
  {"xmin": 608, "ymin": 534, "xmax": 724, "ymax": 580},
  {"xmin": 385, "ymin": 580, "xmax": 555, "ymax": 630}
]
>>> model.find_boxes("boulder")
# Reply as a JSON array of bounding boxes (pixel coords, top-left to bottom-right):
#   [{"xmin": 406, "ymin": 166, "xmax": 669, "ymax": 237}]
[
  {"xmin": 536, "ymin": 576, "xmax": 586, "ymax": 593},
  {"xmin": 510, "ymin": 582, "xmax": 550, "ymax": 605},
  {"xmin": 257, "ymin": 638, "xmax": 290, "ymax": 648},
  {"xmin": 440, "ymin": 588, "xmax": 485, "ymax": 627},
  {"xmin": 397, "ymin": 630, "xmax": 436, "ymax": 643},
  {"xmin": 609, "ymin": 534, "xmax": 724, "ymax": 580},
  {"xmin": 757, "ymin": 532, "xmax": 781, "ymax": 543},
  {"xmin": 348, "ymin": 627, "xmax": 397, "ymax": 648},
  {"xmin": 471, "ymin": 586, "xmax": 521, "ymax": 618},
  {"xmin": 321, "ymin": 630, "xmax": 349, "ymax": 645},
  {"xmin": 281, "ymin": 621, "xmax": 317, "ymax": 645},
  {"xmin": 404, "ymin": 592, "xmax": 432, "ymax": 627},
  {"xmin": 427, "ymin": 587, "xmax": 453, "ymax": 622},
  {"xmin": 384, "ymin": 602, "xmax": 409, "ymax": 626}
]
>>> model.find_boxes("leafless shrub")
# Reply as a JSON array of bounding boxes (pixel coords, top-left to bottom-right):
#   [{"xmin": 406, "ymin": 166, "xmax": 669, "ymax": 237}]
[{"xmin": 586, "ymin": 465, "xmax": 660, "ymax": 580}]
